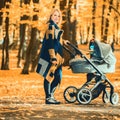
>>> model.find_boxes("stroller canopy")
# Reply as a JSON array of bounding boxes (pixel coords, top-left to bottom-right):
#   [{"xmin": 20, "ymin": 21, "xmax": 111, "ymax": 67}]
[{"xmin": 92, "ymin": 40, "xmax": 116, "ymax": 65}]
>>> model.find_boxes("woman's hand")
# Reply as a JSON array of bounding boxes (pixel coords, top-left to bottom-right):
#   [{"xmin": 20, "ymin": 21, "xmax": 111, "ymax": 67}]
[
  {"xmin": 50, "ymin": 58, "xmax": 57, "ymax": 66},
  {"xmin": 51, "ymin": 60, "xmax": 57, "ymax": 66},
  {"xmin": 63, "ymin": 40, "xmax": 70, "ymax": 45}
]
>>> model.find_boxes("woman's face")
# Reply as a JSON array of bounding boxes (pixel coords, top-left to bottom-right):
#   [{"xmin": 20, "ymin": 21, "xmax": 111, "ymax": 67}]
[{"xmin": 51, "ymin": 10, "xmax": 60, "ymax": 24}]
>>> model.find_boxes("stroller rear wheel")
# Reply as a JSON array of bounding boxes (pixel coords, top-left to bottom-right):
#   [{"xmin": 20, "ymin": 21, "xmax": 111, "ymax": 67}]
[
  {"xmin": 63, "ymin": 86, "xmax": 78, "ymax": 103},
  {"xmin": 77, "ymin": 88, "xmax": 92, "ymax": 104},
  {"xmin": 110, "ymin": 92, "xmax": 119, "ymax": 105}
]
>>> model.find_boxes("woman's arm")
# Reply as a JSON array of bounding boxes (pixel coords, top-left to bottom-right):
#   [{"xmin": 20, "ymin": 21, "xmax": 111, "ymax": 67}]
[{"xmin": 46, "ymin": 24, "xmax": 57, "ymax": 65}]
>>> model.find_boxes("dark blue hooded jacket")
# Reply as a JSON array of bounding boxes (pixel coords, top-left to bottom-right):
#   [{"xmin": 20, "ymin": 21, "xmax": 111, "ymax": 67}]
[{"xmin": 36, "ymin": 20, "xmax": 64, "ymax": 82}]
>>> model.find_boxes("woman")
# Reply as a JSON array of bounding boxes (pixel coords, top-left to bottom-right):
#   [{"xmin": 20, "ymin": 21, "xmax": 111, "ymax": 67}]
[{"xmin": 36, "ymin": 8, "xmax": 69, "ymax": 104}]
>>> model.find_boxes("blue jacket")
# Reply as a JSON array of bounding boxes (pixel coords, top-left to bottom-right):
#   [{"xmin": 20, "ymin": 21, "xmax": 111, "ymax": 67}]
[{"xmin": 36, "ymin": 20, "xmax": 64, "ymax": 82}]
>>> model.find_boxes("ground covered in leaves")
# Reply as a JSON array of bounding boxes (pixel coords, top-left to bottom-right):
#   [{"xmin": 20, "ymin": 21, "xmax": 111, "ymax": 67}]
[{"xmin": 0, "ymin": 45, "xmax": 120, "ymax": 120}]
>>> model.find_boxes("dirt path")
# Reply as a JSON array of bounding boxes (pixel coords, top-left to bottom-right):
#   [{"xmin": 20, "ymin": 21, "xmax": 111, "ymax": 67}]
[{"xmin": 0, "ymin": 101, "xmax": 120, "ymax": 120}]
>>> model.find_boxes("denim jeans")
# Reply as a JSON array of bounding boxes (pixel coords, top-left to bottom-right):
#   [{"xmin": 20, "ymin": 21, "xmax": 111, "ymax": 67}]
[{"xmin": 44, "ymin": 66, "xmax": 62, "ymax": 99}]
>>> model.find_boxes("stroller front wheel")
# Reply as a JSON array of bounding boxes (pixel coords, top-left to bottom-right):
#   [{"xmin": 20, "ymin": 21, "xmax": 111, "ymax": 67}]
[
  {"xmin": 63, "ymin": 86, "xmax": 78, "ymax": 103},
  {"xmin": 110, "ymin": 92, "xmax": 119, "ymax": 105},
  {"xmin": 77, "ymin": 88, "xmax": 92, "ymax": 104}
]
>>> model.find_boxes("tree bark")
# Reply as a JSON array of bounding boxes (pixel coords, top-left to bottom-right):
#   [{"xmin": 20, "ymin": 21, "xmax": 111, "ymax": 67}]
[
  {"xmin": 103, "ymin": 0, "xmax": 113, "ymax": 42},
  {"xmin": 17, "ymin": 17, "xmax": 28, "ymax": 67},
  {"xmin": 60, "ymin": 0, "xmax": 74, "ymax": 65},
  {"xmin": 86, "ymin": 25, "xmax": 90, "ymax": 44},
  {"xmin": 91, "ymin": 0, "xmax": 96, "ymax": 38},
  {"xmin": 0, "ymin": 0, "xmax": 5, "ymax": 25},
  {"xmin": 71, "ymin": 2, "xmax": 77, "ymax": 45},
  {"xmin": 17, "ymin": 0, "xmax": 30, "ymax": 67},
  {"xmin": 101, "ymin": 0, "xmax": 106, "ymax": 41},
  {"xmin": 114, "ymin": 0, "xmax": 119, "ymax": 44},
  {"xmin": 60, "ymin": 0, "xmax": 70, "ymax": 40}
]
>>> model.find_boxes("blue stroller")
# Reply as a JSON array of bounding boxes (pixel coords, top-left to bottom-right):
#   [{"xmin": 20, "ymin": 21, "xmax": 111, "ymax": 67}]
[{"xmin": 63, "ymin": 41, "xmax": 119, "ymax": 105}]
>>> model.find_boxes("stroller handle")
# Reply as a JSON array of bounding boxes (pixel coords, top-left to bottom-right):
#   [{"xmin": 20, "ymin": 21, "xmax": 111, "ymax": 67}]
[{"xmin": 66, "ymin": 42, "xmax": 84, "ymax": 58}]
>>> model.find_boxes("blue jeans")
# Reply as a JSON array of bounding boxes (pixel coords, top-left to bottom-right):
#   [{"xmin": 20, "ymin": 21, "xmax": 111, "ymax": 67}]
[{"xmin": 44, "ymin": 66, "xmax": 62, "ymax": 99}]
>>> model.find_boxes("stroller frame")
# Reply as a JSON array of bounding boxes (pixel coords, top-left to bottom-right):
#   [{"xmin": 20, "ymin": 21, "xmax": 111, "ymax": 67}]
[{"xmin": 63, "ymin": 43, "xmax": 119, "ymax": 105}]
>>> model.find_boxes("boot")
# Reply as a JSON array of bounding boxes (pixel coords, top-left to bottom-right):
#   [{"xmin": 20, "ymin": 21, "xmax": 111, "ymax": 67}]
[
  {"xmin": 45, "ymin": 97, "xmax": 60, "ymax": 104},
  {"xmin": 44, "ymin": 79, "xmax": 60, "ymax": 104}
]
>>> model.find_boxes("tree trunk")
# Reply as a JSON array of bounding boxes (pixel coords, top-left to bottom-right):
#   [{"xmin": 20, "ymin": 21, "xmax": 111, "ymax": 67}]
[
  {"xmin": 79, "ymin": 26, "xmax": 83, "ymax": 44},
  {"xmin": 91, "ymin": 0, "xmax": 96, "ymax": 38},
  {"xmin": 1, "ymin": 0, "xmax": 11, "ymax": 70},
  {"xmin": 103, "ymin": 0, "xmax": 113, "ymax": 42},
  {"xmin": 17, "ymin": 0, "xmax": 30, "ymax": 67},
  {"xmin": 22, "ymin": 19, "xmax": 37, "ymax": 74},
  {"xmin": 0, "ymin": 0, "xmax": 4, "ymax": 25},
  {"xmin": 115, "ymin": 0, "xmax": 119, "ymax": 44},
  {"xmin": 31, "ymin": 41, "xmax": 42, "ymax": 72},
  {"xmin": 71, "ymin": 20, "xmax": 77, "ymax": 44},
  {"xmin": 101, "ymin": 0, "xmax": 106, "ymax": 41},
  {"xmin": 60, "ymin": 0, "xmax": 71, "ymax": 41},
  {"xmin": 60, "ymin": 0, "xmax": 71, "ymax": 65},
  {"xmin": 60, "ymin": 0, "xmax": 77, "ymax": 43},
  {"xmin": 86, "ymin": 25, "xmax": 90, "ymax": 44},
  {"xmin": 22, "ymin": 0, "xmax": 39, "ymax": 74},
  {"xmin": 71, "ymin": 2, "xmax": 77, "ymax": 45},
  {"xmin": 17, "ymin": 17, "xmax": 28, "ymax": 67}
]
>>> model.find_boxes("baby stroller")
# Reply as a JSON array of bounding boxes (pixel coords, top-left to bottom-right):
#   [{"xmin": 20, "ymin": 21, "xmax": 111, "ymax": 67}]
[{"xmin": 63, "ymin": 41, "xmax": 119, "ymax": 105}]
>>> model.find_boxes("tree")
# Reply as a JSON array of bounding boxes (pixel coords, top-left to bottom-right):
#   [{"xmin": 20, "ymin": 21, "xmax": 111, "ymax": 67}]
[
  {"xmin": 17, "ymin": 0, "xmax": 31, "ymax": 68},
  {"xmin": 103, "ymin": 0, "xmax": 113, "ymax": 42},
  {"xmin": 70, "ymin": 1, "xmax": 77, "ymax": 44},
  {"xmin": 60, "ymin": 0, "xmax": 78, "ymax": 65},
  {"xmin": 0, "ymin": 0, "xmax": 4, "ymax": 25},
  {"xmin": 1, "ymin": 0, "xmax": 11, "ymax": 70},
  {"xmin": 22, "ymin": 0, "xmax": 40, "ymax": 74},
  {"xmin": 60, "ymin": 0, "xmax": 70, "ymax": 41},
  {"xmin": 101, "ymin": 0, "xmax": 106, "ymax": 40},
  {"xmin": 114, "ymin": 0, "xmax": 120, "ymax": 44},
  {"xmin": 91, "ymin": 0, "xmax": 96, "ymax": 38}
]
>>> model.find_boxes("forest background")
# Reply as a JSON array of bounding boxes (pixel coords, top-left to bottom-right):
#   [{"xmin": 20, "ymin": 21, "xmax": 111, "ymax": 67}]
[{"xmin": 0, "ymin": 0, "xmax": 120, "ymax": 73}]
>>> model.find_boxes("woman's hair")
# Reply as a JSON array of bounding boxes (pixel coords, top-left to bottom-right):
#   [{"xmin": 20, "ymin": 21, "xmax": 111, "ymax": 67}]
[{"xmin": 48, "ymin": 8, "xmax": 62, "ymax": 25}]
